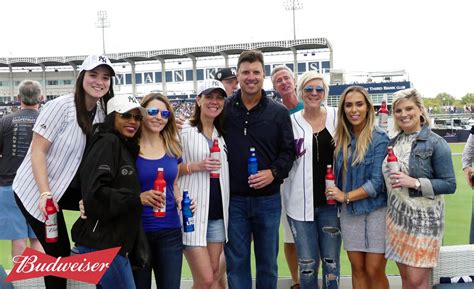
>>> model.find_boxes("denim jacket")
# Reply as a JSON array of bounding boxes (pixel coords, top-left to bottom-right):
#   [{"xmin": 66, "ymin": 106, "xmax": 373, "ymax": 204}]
[
  {"xmin": 335, "ymin": 127, "xmax": 389, "ymax": 215},
  {"xmin": 389, "ymin": 125, "xmax": 456, "ymax": 198}
]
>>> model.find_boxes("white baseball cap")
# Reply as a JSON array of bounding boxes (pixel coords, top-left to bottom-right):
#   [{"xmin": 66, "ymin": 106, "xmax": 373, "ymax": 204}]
[
  {"xmin": 197, "ymin": 79, "xmax": 227, "ymax": 97},
  {"xmin": 80, "ymin": 54, "xmax": 115, "ymax": 76},
  {"xmin": 106, "ymin": 95, "xmax": 146, "ymax": 117}
]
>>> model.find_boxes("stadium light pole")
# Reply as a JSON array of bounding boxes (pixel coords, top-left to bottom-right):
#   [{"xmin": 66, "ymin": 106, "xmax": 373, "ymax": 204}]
[
  {"xmin": 284, "ymin": 0, "xmax": 303, "ymax": 41},
  {"xmin": 95, "ymin": 10, "xmax": 110, "ymax": 55}
]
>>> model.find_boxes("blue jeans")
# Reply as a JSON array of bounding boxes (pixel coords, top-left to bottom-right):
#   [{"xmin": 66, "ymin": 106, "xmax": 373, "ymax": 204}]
[
  {"xmin": 133, "ymin": 228, "xmax": 183, "ymax": 289},
  {"xmin": 224, "ymin": 193, "xmax": 281, "ymax": 289},
  {"xmin": 287, "ymin": 205, "xmax": 341, "ymax": 289},
  {"xmin": 72, "ymin": 245, "xmax": 135, "ymax": 289}
]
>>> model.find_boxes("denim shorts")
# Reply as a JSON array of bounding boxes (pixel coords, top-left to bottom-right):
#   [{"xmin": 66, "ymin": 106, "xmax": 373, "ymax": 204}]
[
  {"xmin": 184, "ymin": 219, "xmax": 225, "ymax": 249},
  {"xmin": 0, "ymin": 186, "xmax": 36, "ymax": 239},
  {"xmin": 206, "ymin": 219, "xmax": 225, "ymax": 243}
]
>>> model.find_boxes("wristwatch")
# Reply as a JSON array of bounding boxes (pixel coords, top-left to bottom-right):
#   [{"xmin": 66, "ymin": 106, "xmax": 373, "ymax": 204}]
[{"xmin": 415, "ymin": 179, "xmax": 421, "ymax": 191}]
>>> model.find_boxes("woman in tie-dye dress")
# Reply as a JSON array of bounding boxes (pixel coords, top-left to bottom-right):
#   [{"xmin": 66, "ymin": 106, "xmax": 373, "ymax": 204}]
[{"xmin": 382, "ymin": 88, "xmax": 456, "ymax": 289}]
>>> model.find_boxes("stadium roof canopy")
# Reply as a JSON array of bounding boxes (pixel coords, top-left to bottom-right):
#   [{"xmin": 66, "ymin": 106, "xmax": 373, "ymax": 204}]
[{"xmin": 0, "ymin": 38, "xmax": 332, "ymax": 68}]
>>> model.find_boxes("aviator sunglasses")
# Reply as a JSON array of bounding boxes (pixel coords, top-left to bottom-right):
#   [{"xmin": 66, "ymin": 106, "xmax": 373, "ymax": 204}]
[
  {"xmin": 119, "ymin": 112, "xmax": 143, "ymax": 121},
  {"xmin": 304, "ymin": 85, "xmax": 325, "ymax": 93},
  {"xmin": 146, "ymin": 107, "xmax": 171, "ymax": 119}
]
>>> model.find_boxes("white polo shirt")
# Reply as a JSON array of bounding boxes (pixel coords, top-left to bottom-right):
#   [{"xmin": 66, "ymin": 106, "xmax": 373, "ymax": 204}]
[{"xmin": 13, "ymin": 94, "xmax": 105, "ymax": 222}]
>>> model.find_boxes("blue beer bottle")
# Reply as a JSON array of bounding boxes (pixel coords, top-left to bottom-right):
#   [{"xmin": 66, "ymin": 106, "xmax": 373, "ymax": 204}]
[
  {"xmin": 182, "ymin": 190, "xmax": 194, "ymax": 233},
  {"xmin": 248, "ymin": 147, "xmax": 258, "ymax": 176}
]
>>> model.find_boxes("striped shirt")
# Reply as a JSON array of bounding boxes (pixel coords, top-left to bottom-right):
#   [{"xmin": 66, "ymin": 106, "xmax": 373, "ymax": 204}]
[
  {"xmin": 178, "ymin": 121, "xmax": 230, "ymax": 246},
  {"xmin": 12, "ymin": 94, "xmax": 105, "ymax": 222}
]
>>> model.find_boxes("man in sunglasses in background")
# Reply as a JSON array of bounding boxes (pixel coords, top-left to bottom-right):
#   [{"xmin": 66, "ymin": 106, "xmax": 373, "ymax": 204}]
[{"xmin": 223, "ymin": 50, "xmax": 294, "ymax": 289}]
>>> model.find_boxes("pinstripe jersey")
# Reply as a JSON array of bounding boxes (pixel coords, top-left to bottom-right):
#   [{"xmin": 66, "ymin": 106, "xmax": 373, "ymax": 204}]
[
  {"xmin": 12, "ymin": 94, "xmax": 105, "ymax": 222},
  {"xmin": 178, "ymin": 121, "xmax": 230, "ymax": 246}
]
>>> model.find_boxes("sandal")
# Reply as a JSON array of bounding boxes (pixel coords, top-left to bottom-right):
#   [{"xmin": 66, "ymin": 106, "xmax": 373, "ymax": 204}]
[{"xmin": 290, "ymin": 284, "xmax": 300, "ymax": 289}]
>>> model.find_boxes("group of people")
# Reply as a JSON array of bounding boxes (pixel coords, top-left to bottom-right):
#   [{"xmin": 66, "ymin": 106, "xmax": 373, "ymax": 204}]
[{"xmin": 0, "ymin": 49, "xmax": 460, "ymax": 289}]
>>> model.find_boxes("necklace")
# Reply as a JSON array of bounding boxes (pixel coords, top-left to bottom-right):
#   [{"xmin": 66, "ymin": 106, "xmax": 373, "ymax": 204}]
[
  {"xmin": 313, "ymin": 115, "xmax": 326, "ymax": 164},
  {"xmin": 303, "ymin": 108, "xmax": 326, "ymax": 163},
  {"xmin": 314, "ymin": 132, "xmax": 320, "ymax": 163}
]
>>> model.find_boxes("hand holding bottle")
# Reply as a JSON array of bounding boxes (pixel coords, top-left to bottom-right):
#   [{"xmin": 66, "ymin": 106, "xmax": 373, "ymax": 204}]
[
  {"xmin": 176, "ymin": 195, "xmax": 196, "ymax": 214},
  {"xmin": 389, "ymin": 171, "xmax": 418, "ymax": 189},
  {"xmin": 325, "ymin": 185, "xmax": 345, "ymax": 203},
  {"xmin": 196, "ymin": 157, "xmax": 222, "ymax": 172},
  {"xmin": 248, "ymin": 169, "xmax": 274, "ymax": 189},
  {"xmin": 140, "ymin": 189, "xmax": 165, "ymax": 208},
  {"xmin": 39, "ymin": 192, "xmax": 59, "ymax": 216}
]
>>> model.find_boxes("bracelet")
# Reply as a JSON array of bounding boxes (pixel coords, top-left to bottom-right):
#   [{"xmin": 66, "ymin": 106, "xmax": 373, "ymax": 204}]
[
  {"xmin": 344, "ymin": 193, "xmax": 350, "ymax": 205},
  {"xmin": 40, "ymin": 191, "xmax": 52, "ymax": 198},
  {"xmin": 186, "ymin": 163, "xmax": 192, "ymax": 174}
]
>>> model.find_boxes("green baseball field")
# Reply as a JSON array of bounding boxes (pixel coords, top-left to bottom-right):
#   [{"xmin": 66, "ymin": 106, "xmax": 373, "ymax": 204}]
[{"xmin": 1, "ymin": 143, "xmax": 471, "ymax": 278}]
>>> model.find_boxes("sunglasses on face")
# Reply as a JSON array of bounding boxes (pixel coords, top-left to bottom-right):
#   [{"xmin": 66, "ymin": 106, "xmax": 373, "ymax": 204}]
[
  {"xmin": 304, "ymin": 85, "xmax": 324, "ymax": 93},
  {"xmin": 146, "ymin": 107, "xmax": 171, "ymax": 119},
  {"xmin": 119, "ymin": 112, "xmax": 143, "ymax": 121}
]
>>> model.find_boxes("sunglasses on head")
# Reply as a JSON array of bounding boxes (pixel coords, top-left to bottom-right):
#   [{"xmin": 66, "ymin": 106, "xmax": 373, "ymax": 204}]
[
  {"xmin": 119, "ymin": 112, "xmax": 143, "ymax": 121},
  {"xmin": 304, "ymin": 85, "xmax": 324, "ymax": 93},
  {"xmin": 146, "ymin": 107, "xmax": 171, "ymax": 119}
]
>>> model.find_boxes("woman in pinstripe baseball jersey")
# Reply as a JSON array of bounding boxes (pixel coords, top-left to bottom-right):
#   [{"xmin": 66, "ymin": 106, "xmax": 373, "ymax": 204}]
[
  {"xmin": 12, "ymin": 54, "xmax": 115, "ymax": 289},
  {"xmin": 178, "ymin": 79, "xmax": 230, "ymax": 289}
]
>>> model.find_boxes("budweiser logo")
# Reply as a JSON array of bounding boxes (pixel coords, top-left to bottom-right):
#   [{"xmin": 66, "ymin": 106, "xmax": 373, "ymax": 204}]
[{"xmin": 5, "ymin": 247, "xmax": 120, "ymax": 284}]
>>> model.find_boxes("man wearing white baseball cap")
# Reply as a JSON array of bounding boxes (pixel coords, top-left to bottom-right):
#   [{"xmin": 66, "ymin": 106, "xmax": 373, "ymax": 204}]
[
  {"xmin": 13, "ymin": 54, "xmax": 116, "ymax": 289},
  {"xmin": 72, "ymin": 94, "xmax": 145, "ymax": 289}
]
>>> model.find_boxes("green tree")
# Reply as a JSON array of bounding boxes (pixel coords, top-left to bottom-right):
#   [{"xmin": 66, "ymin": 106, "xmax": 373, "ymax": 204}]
[
  {"xmin": 435, "ymin": 92, "xmax": 455, "ymax": 106},
  {"xmin": 461, "ymin": 93, "xmax": 474, "ymax": 105},
  {"xmin": 423, "ymin": 98, "xmax": 442, "ymax": 113}
]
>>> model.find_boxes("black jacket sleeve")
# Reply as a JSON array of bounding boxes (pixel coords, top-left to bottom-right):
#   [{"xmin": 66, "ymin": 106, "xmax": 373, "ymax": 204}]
[{"xmin": 270, "ymin": 109, "xmax": 295, "ymax": 183}]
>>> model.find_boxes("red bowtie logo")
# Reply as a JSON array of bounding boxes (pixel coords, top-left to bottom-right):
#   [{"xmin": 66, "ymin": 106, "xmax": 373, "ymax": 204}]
[{"xmin": 5, "ymin": 247, "xmax": 120, "ymax": 284}]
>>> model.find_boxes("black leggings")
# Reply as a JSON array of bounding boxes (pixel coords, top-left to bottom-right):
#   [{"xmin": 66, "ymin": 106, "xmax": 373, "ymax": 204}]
[{"xmin": 15, "ymin": 193, "xmax": 71, "ymax": 289}]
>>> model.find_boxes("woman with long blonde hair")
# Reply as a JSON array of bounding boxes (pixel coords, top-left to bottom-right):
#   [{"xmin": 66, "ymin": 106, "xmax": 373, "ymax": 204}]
[
  {"xmin": 326, "ymin": 86, "xmax": 389, "ymax": 289},
  {"xmin": 133, "ymin": 93, "xmax": 184, "ymax": 289}
]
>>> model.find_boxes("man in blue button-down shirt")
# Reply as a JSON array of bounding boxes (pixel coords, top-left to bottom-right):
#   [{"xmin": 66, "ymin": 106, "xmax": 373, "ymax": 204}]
[{"xmin": 223, "ymin": 50, "xmax": 294, "ymax": 289}]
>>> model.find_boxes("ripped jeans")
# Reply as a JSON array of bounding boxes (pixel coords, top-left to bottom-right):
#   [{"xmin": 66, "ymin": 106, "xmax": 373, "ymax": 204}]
[{"xmin": 287, "ymin": 205, "xmax": 341, "ymax": 289}]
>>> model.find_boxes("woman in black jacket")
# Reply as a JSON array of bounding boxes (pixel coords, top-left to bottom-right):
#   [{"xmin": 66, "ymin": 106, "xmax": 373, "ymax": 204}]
[{"xmin": 71, "ymin": 94, "xmax": 146, "ymax": 289}]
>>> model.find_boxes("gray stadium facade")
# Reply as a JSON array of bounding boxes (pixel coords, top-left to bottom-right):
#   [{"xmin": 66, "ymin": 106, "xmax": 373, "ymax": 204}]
[{"xmin": 0, "ymin": 38, "xmax": 332, "ymax": 102}]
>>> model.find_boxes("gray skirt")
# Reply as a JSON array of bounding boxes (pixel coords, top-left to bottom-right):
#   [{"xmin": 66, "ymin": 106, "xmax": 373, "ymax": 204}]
[{"xmin": 340, "ymin": 204, "xmax": 386, "ymax": 253}]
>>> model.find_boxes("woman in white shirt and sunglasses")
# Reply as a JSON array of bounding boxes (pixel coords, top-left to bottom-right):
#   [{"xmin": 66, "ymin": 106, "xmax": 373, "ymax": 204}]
[{"xmin": 282, "ymin": 71, "xmax": 340, "ymax": 289}]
